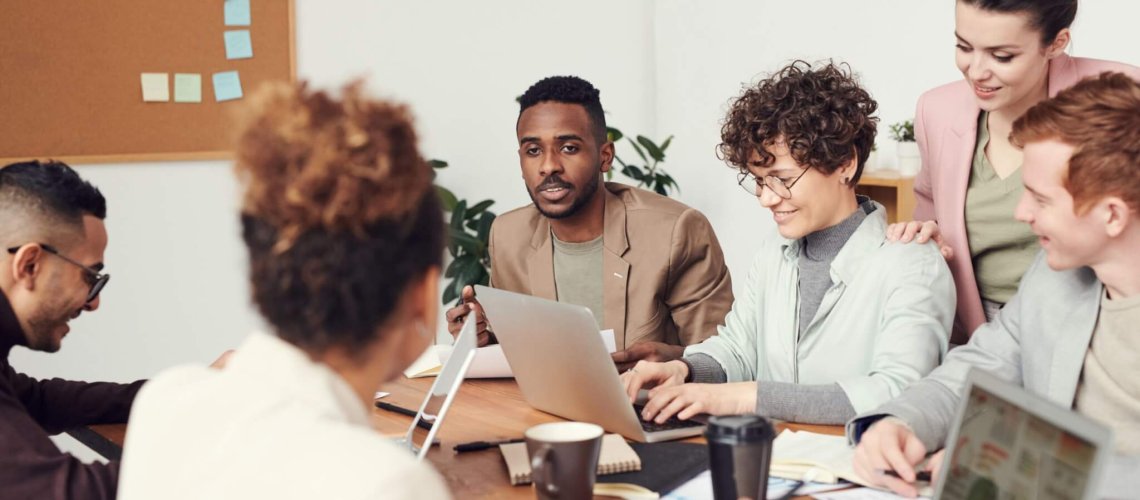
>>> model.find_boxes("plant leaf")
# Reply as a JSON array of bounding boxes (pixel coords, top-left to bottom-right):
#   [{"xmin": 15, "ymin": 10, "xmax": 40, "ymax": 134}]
[
  {"xmin": 443, "ymin": 279, "xmax": 459, "ymax": 304},
  {"xmin": 654, "ymin": 182, "xmax": 668, "ymax": 196},
  {"xmin": 622, "ymin": 165, "xmax": 645, "ymax": 180},
  {"xmin": 476, "ymin": 212, "xmax": 496, "ymax": 244},
  {"xmin": 637, "ymin": 136, "xmax": 665, "ymax": 162},
  {"xmin": 450, "ymin": 200, "xmax": 467, "ymax": 231},
  {"xmin": 627, "ymin": 138, "xmax": 649, "ymax": 164},
  {"xmin": 606, "ymin": 126, "xmax": 624, "ymax": 143},
  {"xmin": 445, "ymin": 254, "xmax": 476, "ymax": 278},
  {"xmin": 660, "ymin": 135, "xmax": 674, "ymax": 152},
  {"xmin": 467, "ymin": 199, "xmax": 494, "ymax": 217},
  {"xmin": 450, "ymin": 229, "xmax": 484, "ymax": 255},
  {"xmin": 429, "ymin": 159, "xmax": 449, "ymax": 169},
  {"xmin": 435, "ymin": 186, "xmax": 458, "ymax": 212}
]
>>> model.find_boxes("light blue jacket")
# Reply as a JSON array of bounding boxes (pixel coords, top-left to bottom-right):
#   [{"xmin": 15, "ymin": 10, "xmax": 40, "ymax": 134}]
[
  {"xmin": 685, "ymin": 202, "xmax": 955, "ymax": 413},
  {"xmin": 849, "ymin": 253, "xmax": 1103, "ymax": 450}
]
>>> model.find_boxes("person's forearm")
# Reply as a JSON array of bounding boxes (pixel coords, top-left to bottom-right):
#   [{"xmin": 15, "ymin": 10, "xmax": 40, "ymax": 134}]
[
  {"xmin": 681, "ymin": 353, "xmax": 727, "ymax": 383},
  {"xmin": 756, "ymin": 381, "xmax": 856, "ymax": 425}
]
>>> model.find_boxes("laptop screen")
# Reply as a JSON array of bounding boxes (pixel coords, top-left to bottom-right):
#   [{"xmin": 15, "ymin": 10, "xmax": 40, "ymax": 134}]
[
  {"xmin": 404, "ymin": 315, "xmax": 477, "ymax": 460},
  {"xmin": 940, "ymin": 381, "xmax": 1099, "ymax": 500}
]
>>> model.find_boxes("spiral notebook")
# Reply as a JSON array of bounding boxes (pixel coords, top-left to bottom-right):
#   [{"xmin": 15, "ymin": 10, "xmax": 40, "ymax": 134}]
[{"xmin": 500, "ymin": 434, "xmax": 641, "ymax": 485}]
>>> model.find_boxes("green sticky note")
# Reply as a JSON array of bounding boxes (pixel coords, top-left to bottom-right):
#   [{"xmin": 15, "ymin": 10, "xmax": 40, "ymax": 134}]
[
  {"xmin": 212, "ymin": 71, "xmax": 243, "ymax": 102},
  {"xmin": 224, "ymin": 30, "xmax": 253, "ymax": 60},
  {"xmin": 140, "ymin": 73, "xmax": 169, "ymax": 102},
  {"xmin": 173, "ymin": 74, "xmax": 202, "ymax": 103}
]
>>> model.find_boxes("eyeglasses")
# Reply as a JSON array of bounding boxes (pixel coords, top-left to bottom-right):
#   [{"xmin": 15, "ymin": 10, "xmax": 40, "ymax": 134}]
[
  {"xmin": 6, "ymin": 243, "xmax": 110, "ymax": 304},
  {"xmin": 737, "ymin": 167, "xmax": 810, "ymax": 200}
]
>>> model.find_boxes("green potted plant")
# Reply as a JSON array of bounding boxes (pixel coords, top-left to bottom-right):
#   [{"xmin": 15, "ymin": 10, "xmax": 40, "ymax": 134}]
[
  {"xmin": 431, "ymin": 160, "xmax": 495, "ymax": 305},
  {"xmin": 889, "ymin": 120, "xmax": 920, "ymax": 176},
  {"xmin": 607, "ymin": 127, "xmax": 678, "ymax": 196}
]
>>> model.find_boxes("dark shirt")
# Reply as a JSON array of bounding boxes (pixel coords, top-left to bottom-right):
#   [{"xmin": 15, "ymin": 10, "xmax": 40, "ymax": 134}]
[{"xmin": 0, "ymin": 291, "xmax": 143, "ymax": 500}]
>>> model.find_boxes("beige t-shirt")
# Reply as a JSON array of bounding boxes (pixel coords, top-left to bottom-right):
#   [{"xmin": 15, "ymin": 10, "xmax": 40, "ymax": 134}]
[
  {"xmin": 1074, "ymin": 290, "xmax": 1140, "ymax": 455},
  {"xmin": 964, "ymin": 111, "xmax": 1040, "ymax": 303},
  {"xmin": 552, "ymin": 233, "xmax": 605, "ymax": 328}
]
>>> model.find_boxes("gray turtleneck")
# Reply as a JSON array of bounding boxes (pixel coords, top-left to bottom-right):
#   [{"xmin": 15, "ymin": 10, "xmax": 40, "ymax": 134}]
[{"xmin": 682, "ymin": 201, "xmax": 875, "ymax": 424}]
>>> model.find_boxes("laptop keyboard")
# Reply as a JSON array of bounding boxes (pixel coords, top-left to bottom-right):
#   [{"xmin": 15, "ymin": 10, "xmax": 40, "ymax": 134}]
[{"xmin": 632, "ymin": 404, "xmax": 704, "ymax": 432}]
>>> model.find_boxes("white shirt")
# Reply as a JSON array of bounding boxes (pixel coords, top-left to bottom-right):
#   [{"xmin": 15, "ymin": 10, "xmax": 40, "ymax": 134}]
[
  {"xmin": 118, "ymin": 331, "xmax": 450, "ymax": 500},
  {"xmin": 685, "ymin": 204, "xmax": 955, "ymax": 413}
]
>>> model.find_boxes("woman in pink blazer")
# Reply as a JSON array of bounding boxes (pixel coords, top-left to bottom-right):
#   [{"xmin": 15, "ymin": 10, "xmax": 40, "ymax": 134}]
[{"xmin": 892, "ymin": 0, "xmax": 1140, "ymax": 343}]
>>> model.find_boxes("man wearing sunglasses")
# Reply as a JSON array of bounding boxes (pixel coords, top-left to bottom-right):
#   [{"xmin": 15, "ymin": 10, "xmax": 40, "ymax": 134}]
[{"xmin": 0, "ymin": 160, "xmax": 141, "ymax": 500}]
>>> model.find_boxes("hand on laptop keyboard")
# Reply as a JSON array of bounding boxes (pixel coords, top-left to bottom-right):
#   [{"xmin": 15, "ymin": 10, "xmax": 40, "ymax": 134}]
[
  {"xmin": 637, "ymin": 381, "xmax": 758, "ymax": 424},
  {"xmin": 632, "ymin": 403, "xmax": 703, "ymax": 432}
]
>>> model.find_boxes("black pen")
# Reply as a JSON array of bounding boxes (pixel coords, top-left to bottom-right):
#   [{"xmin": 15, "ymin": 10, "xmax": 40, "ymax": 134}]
[
  {"xmin": 374, "ymin": 401, "xmax": 433, "ymax": 431},
  {"xmin": 453, "ymin": 438, "xmax": 525, "ymax": 453},
  {"xmin": 883, "ymin": 470, "xmax": 932, "ymax": 482}
]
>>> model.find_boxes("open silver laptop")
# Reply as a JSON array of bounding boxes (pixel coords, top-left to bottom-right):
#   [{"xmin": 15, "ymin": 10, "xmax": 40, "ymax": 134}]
[
  {"xmin": 935, "ymin": 368, "xmax": 1113, "ymax": 500},
  {"xmin": 475, "ymin": 285, "xmax": 705, "ymax": 443},
  {"xmin": 401, "ymin": 315, "xmax": 478, "ymax": 460}
]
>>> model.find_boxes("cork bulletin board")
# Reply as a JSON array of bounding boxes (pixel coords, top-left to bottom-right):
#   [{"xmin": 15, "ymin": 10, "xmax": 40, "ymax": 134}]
[{"xmin": 0, "ymin": 1, "xmax": 296, "ymax": 164}]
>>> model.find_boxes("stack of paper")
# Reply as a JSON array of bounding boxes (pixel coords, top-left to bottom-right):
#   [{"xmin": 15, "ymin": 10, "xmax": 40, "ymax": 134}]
[{"xmin": 771, "ymin": 429, "xmax": 861, "ymax": 484}]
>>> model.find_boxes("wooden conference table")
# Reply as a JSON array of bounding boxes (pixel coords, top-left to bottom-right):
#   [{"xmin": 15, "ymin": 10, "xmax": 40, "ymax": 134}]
[{"xmin": 78, "ymin": 377, "xmax": 845, "ymax": 499}]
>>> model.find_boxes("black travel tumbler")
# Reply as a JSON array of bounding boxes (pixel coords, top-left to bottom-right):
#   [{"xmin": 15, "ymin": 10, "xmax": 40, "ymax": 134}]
[{"xmin": 705, "ymin": 414, "xmax": 776, "ymax": 500}]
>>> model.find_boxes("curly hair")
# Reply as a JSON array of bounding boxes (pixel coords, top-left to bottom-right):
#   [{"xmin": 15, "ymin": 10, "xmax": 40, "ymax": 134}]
[
  {"xmin": 234, "ymin": 80, "xmax": 444, "ymax": 355},
  {"xmin": 518, "ymin": 76, "xmax": 607, "ymax": 144},
  {"xmin": 718, "ymin": 61, "xmax": 878, "ymax": 186}
]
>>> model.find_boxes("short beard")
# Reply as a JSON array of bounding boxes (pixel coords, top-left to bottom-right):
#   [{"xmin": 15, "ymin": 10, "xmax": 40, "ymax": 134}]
[
  {"xmin": 529, "ymin": 170, "xmax": 602, "ymax": 220},
  {"xmin": 24, "ymin": 296, "xmax": 71, "ymax": 353}
]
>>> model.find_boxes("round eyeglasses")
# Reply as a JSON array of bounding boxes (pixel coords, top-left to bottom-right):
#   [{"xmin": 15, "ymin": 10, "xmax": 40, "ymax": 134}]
[{"xmin": 737, "ymin": 167, "xmax": 809, "ymax": 200}]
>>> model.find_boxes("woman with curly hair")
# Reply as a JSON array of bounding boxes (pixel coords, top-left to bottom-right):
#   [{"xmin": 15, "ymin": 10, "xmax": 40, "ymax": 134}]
[
  {"xmin": 116, "ymin": 81, "xmax": 450, "ymax": 499},
  {"xmin": 621, "ymin": 61, "xmax": 956, "ymax": 426}
]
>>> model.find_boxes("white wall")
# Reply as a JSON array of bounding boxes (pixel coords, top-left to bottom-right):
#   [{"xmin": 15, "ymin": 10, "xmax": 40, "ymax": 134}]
[{"xmin": 11, "ymin": 1, "xmax": 1140, "ymax": 383}]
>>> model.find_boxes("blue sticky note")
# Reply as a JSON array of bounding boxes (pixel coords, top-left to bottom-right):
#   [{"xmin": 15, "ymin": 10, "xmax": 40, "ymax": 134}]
[
  {"xmin": 212, "ymin": 71, "xmax": 243, "ymax": 102},
  {"xmin": 224, "ymin": 0, "xmax": 251, "ymax": 26},
  {"xmin": 224, "ymin": 30, "xmax": 253, "ymax": 59}
]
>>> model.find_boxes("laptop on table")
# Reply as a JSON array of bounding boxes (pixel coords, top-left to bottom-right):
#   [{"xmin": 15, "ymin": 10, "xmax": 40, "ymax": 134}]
[
  {"xmin": 475, "ymin": 285, "xmax": 705, "ymax": 443},
  {"xmin": 398, "ymin": 315, "xmax": 478, "ymax": 460},
  {"xmin": 934, "ymin": 368, "xmax": 1113, "ymax": 500}
]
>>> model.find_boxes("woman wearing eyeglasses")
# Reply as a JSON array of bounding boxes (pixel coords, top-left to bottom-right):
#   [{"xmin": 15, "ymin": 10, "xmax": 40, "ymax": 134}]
[
  {"xmin": 890, "ymin": 0, "xmax": 1140, "ymax": 342},
  {"xmin": 620, "ymin": 61, "xmax": 956, "ymax": 426}
]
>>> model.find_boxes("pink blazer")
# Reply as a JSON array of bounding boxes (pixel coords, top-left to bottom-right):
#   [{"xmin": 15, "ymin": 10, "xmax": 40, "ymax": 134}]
[{"xmin": 913, "ymin": 54, "xmax": 1140, "ymax": 343}]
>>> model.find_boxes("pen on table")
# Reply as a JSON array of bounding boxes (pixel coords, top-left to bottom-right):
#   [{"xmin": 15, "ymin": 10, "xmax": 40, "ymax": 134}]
[
  {"xmin": 882, "ymin": 470, "xmax": 933, "ymax": 482},
  {"xmin": 374, "ymin": 401, "xmax": 433, "ymax": 431},
  {"xmin": 453, "ymin": 438, "xmax": 525, "ymax": 453}
]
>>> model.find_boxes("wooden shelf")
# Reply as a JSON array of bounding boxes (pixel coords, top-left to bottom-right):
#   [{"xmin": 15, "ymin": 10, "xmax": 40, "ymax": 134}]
[{"xmin": 857, "ymin": 169, "xmax": 916, "ymax": 223}]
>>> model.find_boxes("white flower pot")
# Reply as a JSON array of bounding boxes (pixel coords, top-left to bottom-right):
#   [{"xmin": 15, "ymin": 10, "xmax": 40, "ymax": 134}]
[{"xmin": 896, "ymin": 141, "xmax": 921, "ymax": 176}]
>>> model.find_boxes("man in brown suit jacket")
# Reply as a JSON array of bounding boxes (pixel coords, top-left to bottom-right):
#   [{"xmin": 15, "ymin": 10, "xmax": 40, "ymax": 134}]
[{"xmin": 446, "ymin": 76, "xmax": 733, "ymax": 369}]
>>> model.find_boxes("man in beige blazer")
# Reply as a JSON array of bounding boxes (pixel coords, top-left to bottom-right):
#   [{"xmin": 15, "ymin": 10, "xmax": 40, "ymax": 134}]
[{"xmin": 446, "ymin": 75, "xmax": 733, "ymax": 369}]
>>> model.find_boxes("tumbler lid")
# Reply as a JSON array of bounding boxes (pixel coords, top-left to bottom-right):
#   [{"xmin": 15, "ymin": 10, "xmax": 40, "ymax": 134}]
[{"xmin": 704, "ymin": 415, "xmax": 775, "ymax": 443}]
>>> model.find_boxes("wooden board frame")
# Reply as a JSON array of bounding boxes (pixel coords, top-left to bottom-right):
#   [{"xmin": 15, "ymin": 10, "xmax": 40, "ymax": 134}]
[{"xmin": 0, "ymin": 1, "xmax": 296, "ymax": 165}]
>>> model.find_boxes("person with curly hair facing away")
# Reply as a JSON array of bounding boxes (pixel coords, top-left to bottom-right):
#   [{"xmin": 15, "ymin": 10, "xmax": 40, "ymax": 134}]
[
  {"xmin": 620, "ymin": 61, "xmax": 956, "ymax": 427},
  {"xmin": 116, "ymin": 81, "xmax": 450, "ymax": 500}
]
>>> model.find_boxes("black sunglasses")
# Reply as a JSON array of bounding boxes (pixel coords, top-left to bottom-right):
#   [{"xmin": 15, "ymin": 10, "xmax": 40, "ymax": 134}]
[{"xmin": 6, "ymin": 243, "xmax": 110, "ymax": 304}]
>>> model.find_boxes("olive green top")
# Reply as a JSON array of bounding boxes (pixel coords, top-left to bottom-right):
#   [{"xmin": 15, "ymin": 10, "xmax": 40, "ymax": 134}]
[
  {"xmin": 964, "ymin": 111, "xmax": 1040, "ymax": 303},
  {"xmin": 552, "ymin": 232, "xmax": 605, "ymax": 328}
]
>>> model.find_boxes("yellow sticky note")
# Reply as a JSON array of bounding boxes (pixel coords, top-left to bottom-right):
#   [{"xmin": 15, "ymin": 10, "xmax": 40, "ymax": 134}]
[
  {"xmin": 140, "ymin": 73, "xmax": 169, "ymax": 102},
  {"xmin": 173, "ymin": 73, "xmax": 202, "ymax": 103}
]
